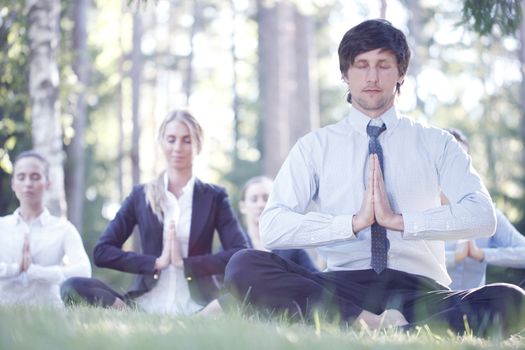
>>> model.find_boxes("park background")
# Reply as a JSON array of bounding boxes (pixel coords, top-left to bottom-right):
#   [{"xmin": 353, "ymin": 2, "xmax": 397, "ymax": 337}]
[{"xmin": 1, "ymin": 0, "xmax": 524, "ymax": 290}]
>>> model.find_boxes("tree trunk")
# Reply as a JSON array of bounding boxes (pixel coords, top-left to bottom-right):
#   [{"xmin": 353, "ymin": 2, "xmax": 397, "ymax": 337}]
[
  {"xmin": 290, "ymin": 10, "xmax": 319, "ymax": 144},
  {"xmin": 27, "ymin": 0, "xmax": 66, "ymax": 216},
  {"xmin": 67, "ymin": 0, "xmax": 89, "ymax": 231},
  {"xmin": 230, "ymin": 0, "xmax": 240, "ymax": 162},
  {"xmin": 257, "ymin": 0, "xmax": 318, "ymax": 176},
  {"xmin": 184, "ymin": 0, "xmax": 199, "ymax": 104},
  {"xmin": 405, "ymin": 0, "xmax": 425, "ymax": 113},
  {"xmin": 117, "ymin": 9, "xmax": 125, "ymax": 202},
  {"xmin": 520, "ymin": 0, "xmax": 525, "ymax": 177},
  {"xmin": 380, "ymin": 0, "xmax": 387, "ymax": 19},
  {"xmin": 131, "ymin": 12, "xmax": 142, "ymax": 186}
]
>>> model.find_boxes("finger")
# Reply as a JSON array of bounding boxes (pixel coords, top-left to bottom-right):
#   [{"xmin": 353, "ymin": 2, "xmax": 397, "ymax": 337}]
[
  {"xmin": 170, "ymin": 220, "xmax": 177, "ymax": 237},
  {"xmin": 375, "ymin": 155, "xmax": 387, "ymax": 197},
  {"xmin": 372, "ymin": 155, "xmax": 380, "ymax": 198},
  {"xmin": 23, "ymin": 235, "xmax": 29, "ymax": 251}
]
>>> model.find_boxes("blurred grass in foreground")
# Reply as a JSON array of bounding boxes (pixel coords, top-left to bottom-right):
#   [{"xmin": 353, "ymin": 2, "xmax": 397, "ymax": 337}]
[{"xmin": 0, "ymin": 305, "xmax": 524, "ymax": 350}]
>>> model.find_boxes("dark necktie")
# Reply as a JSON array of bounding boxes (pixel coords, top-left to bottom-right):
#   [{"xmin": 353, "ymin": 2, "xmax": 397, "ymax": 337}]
[{"xmin": 367, "ymin": 122, "xmax": 389, "ymax": 274}]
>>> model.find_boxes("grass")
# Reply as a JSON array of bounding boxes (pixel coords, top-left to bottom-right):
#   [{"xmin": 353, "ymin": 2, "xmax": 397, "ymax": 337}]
[{"xmin": 0, "ymin": 306, "xmax": 524, "ymax": 350}]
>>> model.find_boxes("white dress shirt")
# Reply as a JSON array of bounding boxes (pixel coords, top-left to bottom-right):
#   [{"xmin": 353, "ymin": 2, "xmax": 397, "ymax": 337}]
[
  {"xmin": 446, "ymin": 208, "xmax": 525, "ymax": 289},
  {"xmin": 260, "ymin": 106, "xmax": 496, "ymax": 286},
  {"xmin": 136, "ymin": 174, "xmax": 203, "ymax": 315},
  {"xmin": 0, "ymin": 208, "xmax": 91, "ymax": 306}
]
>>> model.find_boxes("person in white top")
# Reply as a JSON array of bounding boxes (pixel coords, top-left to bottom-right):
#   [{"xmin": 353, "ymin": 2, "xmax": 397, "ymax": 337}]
[
  {"xmin": 239, "ymin": 176, "xmax": 317, "ymax": 272},
  {"xmin": 443, "ymin": 128, "xmax": 525, "ymax": 290},
  {"xmin": 61, "ymin": 109, "xmax": 248, "ymax": 315},
  {"xmin": 224, "ymin": 19, "xmax": 525, "ymax": 338},
  {"xmin": 0, "ymin": 151, "xmax": 91, "ymax": 306}
]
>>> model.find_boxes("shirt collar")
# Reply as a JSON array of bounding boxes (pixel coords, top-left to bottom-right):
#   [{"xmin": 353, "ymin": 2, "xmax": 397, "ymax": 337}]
[
  {"xmin": 163, "ymin": 172, "xmax": 195, "ymax": 201},
  {"xmin": 13, "ymin": 207, "xmax": 51, "ymax": 226},
  {"xmin": 347, "ymin": 105, "xmax": 400, "ymax": 136}
]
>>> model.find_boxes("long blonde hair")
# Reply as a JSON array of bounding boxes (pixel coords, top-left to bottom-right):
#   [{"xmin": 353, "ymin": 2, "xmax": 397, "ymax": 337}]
[{"xmin": 144, "ymin": 109, "xmax": 203, "ymax": 222}]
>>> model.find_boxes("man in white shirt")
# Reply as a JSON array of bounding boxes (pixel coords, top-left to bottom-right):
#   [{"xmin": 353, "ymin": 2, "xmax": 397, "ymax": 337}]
[
  {"xmin": 225, "ymin": 19, "xmax": 525, "ymax": 337},
  {"xmin": 0, "ymin": 151, "xmax": 91, "ymax": 306}
]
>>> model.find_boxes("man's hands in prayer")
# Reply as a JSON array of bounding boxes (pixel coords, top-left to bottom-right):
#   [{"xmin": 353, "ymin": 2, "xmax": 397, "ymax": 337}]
[{"xmin": 352, "ymin": 154, "xmax": 404, "ymax": 233}]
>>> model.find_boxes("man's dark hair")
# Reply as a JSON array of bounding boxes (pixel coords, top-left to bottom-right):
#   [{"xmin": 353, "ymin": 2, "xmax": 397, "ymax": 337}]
[{"xmin": 338, "ymin": 19, "xmax": 411, "ymax": 103}]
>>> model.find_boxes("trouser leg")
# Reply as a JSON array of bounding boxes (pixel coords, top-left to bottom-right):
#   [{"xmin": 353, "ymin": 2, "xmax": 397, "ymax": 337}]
[
  {"xmin": 224, "ymin": 249, "xmax": 363, "ymax": 322},
  {"xmin": 405, "ymin": 283, "xmax": 525, "ymax": 337},
  {"xmin": 226, "ymin": 252, "xmax": 525, "ymax": 337},
  {"xmin": 60, "ymin": 277, "xmax": 125, "ymax": 307}
]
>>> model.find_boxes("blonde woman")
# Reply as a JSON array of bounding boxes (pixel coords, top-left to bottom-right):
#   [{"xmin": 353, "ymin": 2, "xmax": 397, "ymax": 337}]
[
  {"xmin": 0, "ymin": 151, "xmax": 91, "ymax": 306},
  {"xmin": 61, "ymin": 109, "xmax": 248, "ymax": 314}
]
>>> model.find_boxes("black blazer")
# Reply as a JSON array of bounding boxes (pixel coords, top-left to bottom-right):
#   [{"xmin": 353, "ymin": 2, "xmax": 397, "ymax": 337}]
[{"xmin": 93, "ymin": 179, "xmax": 248, "ymax": 305}]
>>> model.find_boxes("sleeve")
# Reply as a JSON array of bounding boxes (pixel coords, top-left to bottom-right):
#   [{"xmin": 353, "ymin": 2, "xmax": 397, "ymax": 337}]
[
  {"xmin": 0, "ymin": 219, "xmax": 22, "ymax": 278},
  {"xmin": 482, "ymin": 209, "xmax": 525, "ymax": 267},
  {"xmin": 0, "ymin": 262, "xmax": 20, "ymax": 278},
  {"xmin": 183, "ymin": 188, "xmax": 249, "ymax": 279},
  {"xmin": 93, "ymin": 186, "xmax": 157, "ymax": 275},
  {"xmin": 26, "ymin": 223, "xmax": 92, "ymax": 284},
  {"xmin": 260, "ymin": 139, "xmax": 355, "ymax": 250},
  {"xmin": 402, "ymin": 131, "xmax": 496, "ymax": 240}
]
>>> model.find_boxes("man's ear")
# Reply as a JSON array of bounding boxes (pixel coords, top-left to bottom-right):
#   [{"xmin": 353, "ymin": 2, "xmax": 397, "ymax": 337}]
[{"xmin": 342, "ymin": 74, "xmax": 350, "ymax": 84}]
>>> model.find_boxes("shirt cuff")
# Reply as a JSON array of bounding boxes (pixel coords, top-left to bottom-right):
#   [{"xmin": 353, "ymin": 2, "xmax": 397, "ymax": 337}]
[
  {"xmin": 400, "ymin": 211, "xmax": 424, "ymax": 238},
  {"xmin": 5, "ymin": 262, "xmax": 20, "ymax": 277},
  {"xmin": 331, "ymin": 215, "xmax": 356, "ymax": 239},
  {"xmin": 26, "ymin": 264, "xmax": 64, "ymax": 284}
]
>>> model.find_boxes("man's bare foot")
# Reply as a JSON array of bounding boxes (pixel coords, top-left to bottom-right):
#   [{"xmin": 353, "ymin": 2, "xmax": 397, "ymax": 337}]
[{"xmin": 111, "ymin": 298, "xmax": 128, "ymax": 310}]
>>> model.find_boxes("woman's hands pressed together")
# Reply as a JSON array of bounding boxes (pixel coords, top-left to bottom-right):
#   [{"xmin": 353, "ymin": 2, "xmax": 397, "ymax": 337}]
[{"xmin": 154, "ymin": 220, "xmax": 183, "ymax": 270}]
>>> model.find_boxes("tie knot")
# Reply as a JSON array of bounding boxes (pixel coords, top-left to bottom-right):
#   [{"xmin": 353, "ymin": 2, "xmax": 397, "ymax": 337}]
[{"xmin": 367, "ymin": 123, "xmax": 386, "ymax": 138}]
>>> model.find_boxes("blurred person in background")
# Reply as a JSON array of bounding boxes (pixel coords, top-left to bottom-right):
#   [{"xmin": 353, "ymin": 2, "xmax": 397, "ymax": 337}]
[
  {"xmin": 443, "ymin": 128, "xmax": 525, "ymax": 290},
  {"xmin": 0, "ymin": 151, "xmax": 91, "ymax": 306},
  {"xmin": 239, "ymin": 176, "xmax": 317, "ymax": 272}
]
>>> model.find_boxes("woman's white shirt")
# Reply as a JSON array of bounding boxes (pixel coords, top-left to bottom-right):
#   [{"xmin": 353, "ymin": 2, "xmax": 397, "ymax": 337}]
[
  {"xmin": 136, "ymin": 174, "xmax": 204, "ymax": 315},
  {"xmin": 0, "ymin": 208, "xmax": 92, "ymax": 306}
]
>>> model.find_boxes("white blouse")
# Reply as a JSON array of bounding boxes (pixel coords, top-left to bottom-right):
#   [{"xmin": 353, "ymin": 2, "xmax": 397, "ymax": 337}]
[
  {"xmin": 136, "ymin": 174, "xmax": 204, "ymax": 315},
  {"xmin": 0, "ymin": 208, "xmax": 92, "ymax": 306}
]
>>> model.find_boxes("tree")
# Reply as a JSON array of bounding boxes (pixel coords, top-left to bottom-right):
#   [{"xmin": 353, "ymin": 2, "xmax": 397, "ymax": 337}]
[
  {"xmin": 66, "ymin": 0, "xmax": 90, "ymax": 232},
  {"xmin": 0, "ymin": 2, "xmax": 31, "ymax": 214},
  {"xmin": 257, "ymin": 0, "xmax": 319, "ymax": 177},
  {"xmin": 462, "ymin": 0, "xmax": 522, "ymax": 36},
  {"xmin": 27, "ymin": 0, "xmax": 66, "ymax": 216},
  {"xmin": 131, "ymin": 12, "xmax": 142, "ymax": 186}
]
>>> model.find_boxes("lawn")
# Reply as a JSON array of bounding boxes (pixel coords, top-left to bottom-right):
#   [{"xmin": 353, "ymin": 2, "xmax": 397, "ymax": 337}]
[{"xmin": 0, "ymin": 306, "xmax": 524, "ymax": 350}]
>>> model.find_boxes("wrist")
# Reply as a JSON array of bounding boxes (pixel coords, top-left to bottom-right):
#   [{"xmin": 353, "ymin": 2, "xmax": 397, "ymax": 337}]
[
  {"xmin": 383, "ymin": 213, "xmax": 404, "ymax": 231},
  {"xmin": 352, "ymin": 215, "xmax": 371, "ymax": 234},
  {"xmin": 173, "ymin": 258, "xmax": 184, "ymax": 269},
  {"xmin": 475, "ymin": 251, "xmax": 485, "ymax": 262},
  {"xmin": 155, "ymin": 258, "xmax": 168, "ymax": 270}
]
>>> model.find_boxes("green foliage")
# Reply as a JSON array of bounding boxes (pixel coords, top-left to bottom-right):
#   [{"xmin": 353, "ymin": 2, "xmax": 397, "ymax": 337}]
[
  {"xmin": 0, "ymin": 2, "xmax": 31, "ymax": 215},
  {"xmin": 461, "ymin": 0, "xmax": 522, "ymax": 36}
]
